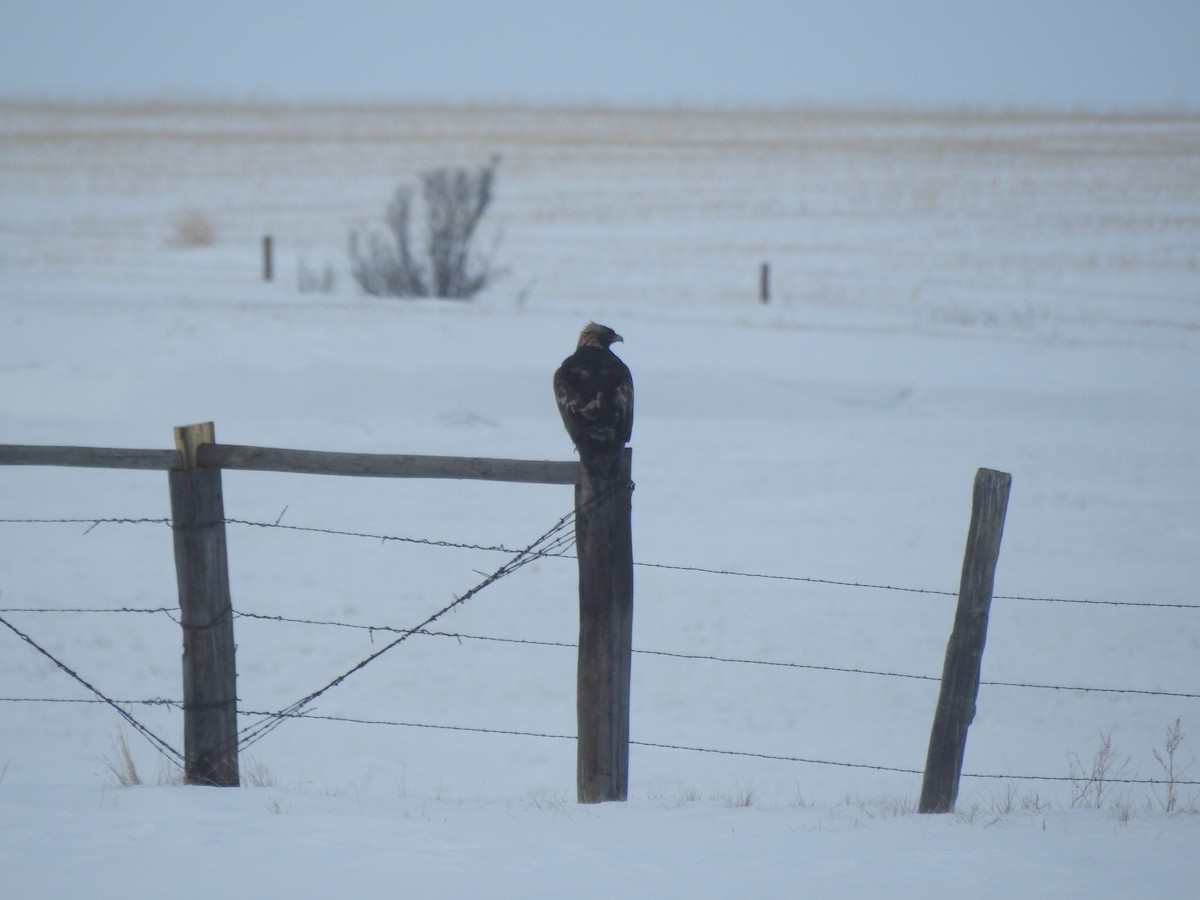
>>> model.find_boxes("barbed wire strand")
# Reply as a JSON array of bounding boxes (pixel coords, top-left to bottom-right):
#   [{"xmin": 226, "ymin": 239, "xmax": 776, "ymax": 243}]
[
  {"xmin": 3, "ymin": 602, "xmax": 1194, "ymax": 701},
  {"xmin": 3, "ymin": 513, "xmax": 1194, "ymax": 610},
  {"xmin": 0, "ymin": 516, "xmax": 570, "ymax": 559},
  {"xmin": 0, "ymin": 696, "xmax": 182, "ymax": 707},
  {"xmin": 224, "ymin": 517, "xmax": 577, "ymax": 558},
  {"xmin": 633, "ymin": 560, "xmax": 1200, "ymax": 610},
  {"xmin": 0, "ymin": 613, "xmax": 183, "ymax": 766},
  {"xmin": 631, "ymin": 738, "xmax": 1200, "ymax": 785},
  {"xmin": 0, "ymin": 516, "xmax": 172, "ymax": 532},
  {"xmin": 0, "ymin": 606, "xmax": 178, "ymax": 616},
  {"xmin": 233, "ymin": 708, "xmax": 1200, "ymax": 786},
  {"xmin": 237, "ymin": 605, "xmax": 1198, "ymax": 700},
  {"xmin": 2, "ymin": 694, "xmax": 1196, "ymax": 786},
  {"xmin": 227, "ymin": 612, "xmax": 1200, "ymax": 700},
  {"xmin": 635, "ymin": 646, "xmax": 1200, "ymax": 701}
]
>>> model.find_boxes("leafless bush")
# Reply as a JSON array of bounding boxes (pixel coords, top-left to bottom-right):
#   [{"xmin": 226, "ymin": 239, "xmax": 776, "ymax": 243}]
[
  {"xmin": 349, "ymin": 156, "xmax": 501, "ymax": 299},
  {"xmin": 1152, "ymin": 718, "xmax": 1196, "ymax": 814},
  {"xmin": 1068, "ymin": 731, "xmax": 1131, "ymax": 809}
]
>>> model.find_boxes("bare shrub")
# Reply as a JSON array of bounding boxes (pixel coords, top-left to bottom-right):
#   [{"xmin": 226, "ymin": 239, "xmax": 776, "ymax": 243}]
[
  {"xmin": 1152, "ymin": 718, "xmax": 1196, "ymax": 814},
  {"xmin": 349, "ymin": 156, "xmax": 501, "ymax": 299},
  {"xmin": 169, "ymin": 208, "xmax": 216, "ymax": 248},
  {"xmin": 1068, "ymin": 731, "xmax": 1131, "ymax": 809}
]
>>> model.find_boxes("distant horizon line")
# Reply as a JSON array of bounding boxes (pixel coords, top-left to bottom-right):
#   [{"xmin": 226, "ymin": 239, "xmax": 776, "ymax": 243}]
[{"xmin": 2, "ymin": 91, "xmax": 1197, "ymax": 120}]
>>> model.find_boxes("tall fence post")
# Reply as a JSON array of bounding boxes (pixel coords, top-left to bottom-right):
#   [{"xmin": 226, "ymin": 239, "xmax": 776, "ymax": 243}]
[
  {"xmin": 169, "ymin": 422, "xmax": 240, "ymax": 787},
  {"xmin": 919, "ymin": 467, "xmax": 1012, "ymax": 813},
  {"xmin": 575, "ymin": 447, "xmax": 634, "ymax": 803},
  {"xmin": 759, "ymin": 261, "xmax": 770, "ymax": 303}
]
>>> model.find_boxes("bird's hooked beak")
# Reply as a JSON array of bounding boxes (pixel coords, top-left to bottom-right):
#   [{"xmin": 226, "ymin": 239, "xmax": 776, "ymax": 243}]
[{"xmin": 613, "ymin": 332, "xmax": 624, "ymax": 343}]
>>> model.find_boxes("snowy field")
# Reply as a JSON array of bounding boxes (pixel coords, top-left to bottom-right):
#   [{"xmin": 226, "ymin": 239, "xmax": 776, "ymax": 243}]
[{"xmin": 2, "ymin": 101, "xmax": 1199, "ymax": 896}]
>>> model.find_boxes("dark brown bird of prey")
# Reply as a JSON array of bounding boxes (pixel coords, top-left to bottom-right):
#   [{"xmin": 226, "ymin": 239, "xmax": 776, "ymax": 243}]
[{"xmin": 553, "ymin": 322, "xmax": 634, "ymax": 479}]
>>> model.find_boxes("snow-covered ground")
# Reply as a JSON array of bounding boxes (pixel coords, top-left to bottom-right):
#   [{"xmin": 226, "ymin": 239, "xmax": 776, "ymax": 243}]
[{"xmin": 2, "ymin": 102, "xmax": 1199, "ymax": 897}]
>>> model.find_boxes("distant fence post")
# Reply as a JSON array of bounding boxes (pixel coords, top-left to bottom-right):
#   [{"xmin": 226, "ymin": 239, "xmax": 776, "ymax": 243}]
[
  {"xmin": 919, "ymin": 467, "xmax": 1012, "ymax": 813},
  {"xmin": 759, "ymin": 261, "xmax": 770, "ymax": 303},
  {"xmin": 169, "ymin": 421, "xmax": 240, "ymax": 787},
  {"xmin": 262, "ymin": 235, "xmax": 273, "ymax": 282},
  {"xmin": 575, "ymin": 448, "xmax": 634, "ymax": 803}
]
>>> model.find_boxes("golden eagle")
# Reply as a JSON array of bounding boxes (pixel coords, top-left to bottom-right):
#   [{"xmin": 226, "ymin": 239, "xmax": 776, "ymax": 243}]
[{"xmin": 553, "ymin": 322, "xmax": 634, "ymax": 479}]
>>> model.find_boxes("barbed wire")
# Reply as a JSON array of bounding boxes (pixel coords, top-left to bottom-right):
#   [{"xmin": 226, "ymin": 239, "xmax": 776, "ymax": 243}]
[
  {"xmin": 631, "ymin": 646, "xmax": 1200, "ymax": 701},
  {"xmin": 0, "ymin": 605, "xmax": 178, "ymax": 616},
  {"xmin": 239, "ymin": 709, "xmax": 579, "ymax": 743},
  {"xmin": 4, "ymin": 602, "xmax": 1195, "ymax": 701},
  {"xmin": 0, "ymin": 516, "xmax": 172, "ymax": 534},
  {"xmin": 224, "ymin": 517, "xmax": 576, "ymax": 558},
  {"xmin": 3, "ymin": 691, "xmax": 1196, "ymax": 786},
  {"xmin": 3, "ymin": 513, "xmax": 1194, "ymax": 611},
  {"xmin": 0, "ymin": 696, "xmax": 182, "ymax": 707},
  {"xmin": 632, "ymin": 560, "xmax": 1200, "ymax": 611},
  {"xmin": 0, "ymin": 612, "xmax": 183, "ymax": 767},
  {"xmin": 225, "ymin": 610, "xmax": 1200, "ymax": 701},
  {"xmin": 233, "ymin": 708, "xmax": 1200, "ymax": 786},
  {"xmin": 0, "ymin": 514, "xmax": 572, "ymax": 558}
]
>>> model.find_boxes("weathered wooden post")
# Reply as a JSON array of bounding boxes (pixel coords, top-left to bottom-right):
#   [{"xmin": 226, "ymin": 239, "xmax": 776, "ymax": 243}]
[
  {"xmin": 575, "ymin": 448, "xmax": 634, "ymax": 803},
  {"xmin": 169, "ymin": 422, "xmax": 240, "ymax": 786},
  {"xmin": 919, "ymin": 467, "xmax": 1012, "ymax": 813},
  {"xmin": 262, "ymin": 235, "xmax": 273, "ymax": 282},
  {"xmin": 759, "ymin": 261, "xmax": 770, "ymax": 304}
]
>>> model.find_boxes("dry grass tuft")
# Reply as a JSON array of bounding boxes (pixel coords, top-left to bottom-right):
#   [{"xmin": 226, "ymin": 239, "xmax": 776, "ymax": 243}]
[{"xmin": 169, "ymin": 208, "xmax": 216, "ymax": 248}]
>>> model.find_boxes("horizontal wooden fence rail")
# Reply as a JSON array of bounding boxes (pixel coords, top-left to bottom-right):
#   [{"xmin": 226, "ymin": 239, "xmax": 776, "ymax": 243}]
[
  {"xmin": 0, "ymin": 442, "xmax": 579, "ymax": 485},
  {"xmin": 200, "ymin": 443, "xmax": 579, "ymax": 484},
  {"xmin": 0, "ymin": 445, "xmax": 179, "ymax": 470}
]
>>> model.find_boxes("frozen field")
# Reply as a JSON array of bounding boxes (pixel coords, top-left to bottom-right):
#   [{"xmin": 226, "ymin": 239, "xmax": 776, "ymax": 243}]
[{"xmin": 2, "ymin": 101, "xmax": 1199, "ymax": 897}]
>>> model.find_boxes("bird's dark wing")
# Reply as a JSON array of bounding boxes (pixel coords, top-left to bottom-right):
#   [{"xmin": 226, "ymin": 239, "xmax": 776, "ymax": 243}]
[{"xmin": 611, "ymin": 357, "xmax": 633, "ymax": 443}]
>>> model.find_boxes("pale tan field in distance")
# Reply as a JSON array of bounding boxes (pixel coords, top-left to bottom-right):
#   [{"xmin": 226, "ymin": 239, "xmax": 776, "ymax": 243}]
[{"xmin": 2, "ymin": 100, "xmax": 1197, "ymax": 337}]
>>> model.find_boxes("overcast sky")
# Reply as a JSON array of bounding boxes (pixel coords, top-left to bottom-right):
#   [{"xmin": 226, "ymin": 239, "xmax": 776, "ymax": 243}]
[{"xmin": 2, "ymin": 0, "xmax": 1198, "ymax": 110}]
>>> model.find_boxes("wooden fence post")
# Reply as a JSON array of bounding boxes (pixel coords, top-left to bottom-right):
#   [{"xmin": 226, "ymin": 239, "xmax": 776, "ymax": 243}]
[
  {"xmin": 918, "ymin": 467, "xmax": 1012, "ymax": 813},
  {"xmin": 759, "ymin": 261, "xmax": 770, "ymax": 304},
  {"xmin": 169, "ymin": 422, "xmax": 240, "ymax": 787},
  {"xmin": 575, "ymin": 448, "xmax": 634, "ymax": 803},
  {"xmin": 262, "ymin": 235, "xmax": 273, "ymax": 282}
]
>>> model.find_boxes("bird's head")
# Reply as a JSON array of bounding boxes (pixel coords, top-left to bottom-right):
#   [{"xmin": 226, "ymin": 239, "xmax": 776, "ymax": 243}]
[{"xmin": 577, "ymin": 322, "xmax": 624, "ymax": 349}]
